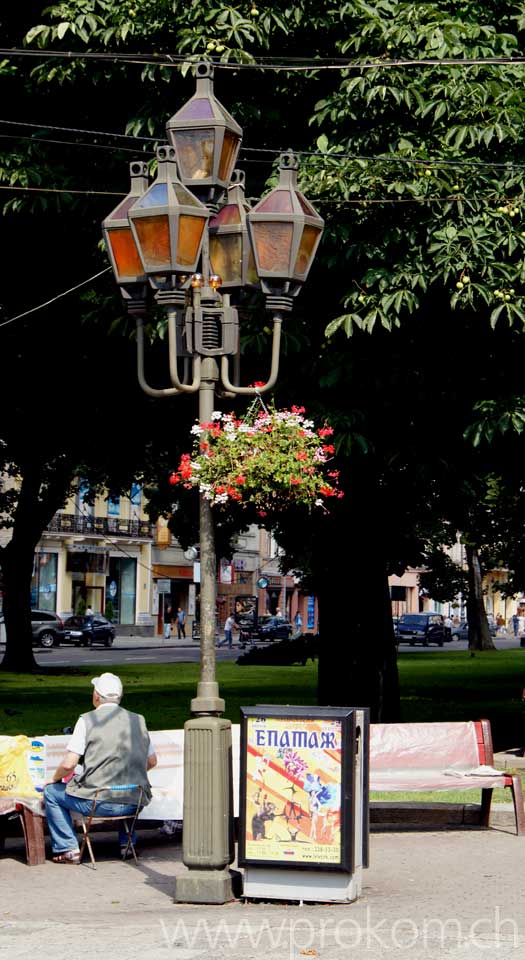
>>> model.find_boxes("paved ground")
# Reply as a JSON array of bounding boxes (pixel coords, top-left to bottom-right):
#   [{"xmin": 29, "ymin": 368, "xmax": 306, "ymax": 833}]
[{"xmin": 2, "ymin": 811, "xmax": 525, "ymax": 960}]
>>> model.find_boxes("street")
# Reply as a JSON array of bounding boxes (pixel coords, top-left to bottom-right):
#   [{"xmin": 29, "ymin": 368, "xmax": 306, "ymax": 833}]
[{"xmin": 0, "ymin": 630, "xmax": 521, "ymax": 668}]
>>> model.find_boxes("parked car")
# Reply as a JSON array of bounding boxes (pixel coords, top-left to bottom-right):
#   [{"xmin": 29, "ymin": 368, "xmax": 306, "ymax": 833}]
[
  {"xmin": 255, "ymin": 615, "xmax": 293, "ymax": 642},
  {"xmin": 396, "ymin": 612, "xmax": 447, "ymax": 646},
  {"xmin": 31, "ymin": 609, "xmax": 65, "ymax": 648},
  {"xmin": 62, "ymin": 614, "xmax": 115, "ymax": 647},
  {"xmin": 451, "ymin": 620, "xmax": 497, "ymax": 641}
]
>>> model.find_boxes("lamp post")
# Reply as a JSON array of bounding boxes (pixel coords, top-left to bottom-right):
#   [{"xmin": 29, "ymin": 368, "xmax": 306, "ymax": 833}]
[{"xmin": 103, "ymin": 61, "xmax": 323, "ymax": 904}]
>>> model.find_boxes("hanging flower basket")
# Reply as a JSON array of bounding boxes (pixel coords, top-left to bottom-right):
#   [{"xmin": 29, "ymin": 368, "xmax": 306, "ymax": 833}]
[{"xmin": 169, "ymin": 400, "xmax": 343, "ymax": 516}]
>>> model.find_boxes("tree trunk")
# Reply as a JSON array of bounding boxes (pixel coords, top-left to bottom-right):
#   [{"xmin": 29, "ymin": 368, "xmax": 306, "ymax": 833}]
[
  {"xmin": 1, "ymin": 535, "xmax": 38, "ymax": 671},
  {"xmin": 1, "ymin": 461, "xmax": 74, "ymax": 672},
  {"xmin": 465, "ymin": 545, "xmax": 495, "ymax": 651},
  {"xmin": 316, "ymin": 488, "xmax": 400, "ymax": 721}
]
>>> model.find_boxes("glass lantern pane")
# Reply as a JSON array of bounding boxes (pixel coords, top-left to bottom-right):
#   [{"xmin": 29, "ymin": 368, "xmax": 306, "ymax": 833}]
[
  {"xmin": 294, "ymin": 225, "xmax": 321, "ymax": 276},
  {"xmin": 251, "ymin": 222, "xmax": 293, "ymax": 274},
  {"xmin": 297, "ymin": 193, "xmax": 317, "ymax": 216},
  {"xmin": 210, "ymin": 204, "xmax": 241, "ymax": 227},
  {"xmin": 110, "ymin": 195, "xmax": 142, "ymax": 221},
  {"xmin": 176, "ymin": 98, "xmax": 215, "ymax": 120},
  {"xmin": 247, "ymin": 245, "xmax": 259, "ymax": 286},
  {"xmin": 210, "ymin": 234, "xmax": 242, "ymax": 284},
  {"xmin": 108, "ymin": 227, "xmax": 144, "ymax": 278},
  {"xmin": 134, "ymin": 183, "xmax": 169, "ymax": 209},
  {"xmin": 256, "ymin": 190, "xmax": 293, "ymax": 214},
  {"xmin": 177, "ymin": 214, "xmax": 206, "ymax": 267},
  {"xmin": 174, "ymin": 183, "xmax": 203, "ymax": 207},
  {"xmin": 218, "ymin": 131, "xmax": 240, "ymax": 183},
  {"xmin": 133, "ymin": 214, "xmax": 171, "ymax": 270},
  {"xmin": 174, "ymin": 129, "xmax": 215, "ymax": 180}
]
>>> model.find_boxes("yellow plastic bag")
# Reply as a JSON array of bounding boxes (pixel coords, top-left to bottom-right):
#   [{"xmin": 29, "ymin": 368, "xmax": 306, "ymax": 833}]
[{"xmin": 0, "ymin": 735, "xmax": 39, "ymax": 798}]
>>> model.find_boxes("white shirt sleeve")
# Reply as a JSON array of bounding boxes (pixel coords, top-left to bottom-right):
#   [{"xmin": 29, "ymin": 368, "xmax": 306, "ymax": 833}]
[
  {"xmin": 147, "ymin": 736, "xmax": 156, "ymax": 758},
  {"xmin": 67, "ymin": 717, "xmax": 87, "ymax": 757}
]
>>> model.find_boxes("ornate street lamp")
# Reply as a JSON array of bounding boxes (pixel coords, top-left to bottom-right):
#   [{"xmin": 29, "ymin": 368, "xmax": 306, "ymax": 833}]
[
  {"xmin": 103, "ymin": 63, "xmax": 323, "ymax": 905},
  {"xmin": 166, "ymin": 61, "xmax": 242, "ymax": 203},
  {"xmin": 247, "ymin": 151, "xmax": 324, "ymax": 303},
  {"xmin": 128, "ymin": 145, "xmax": 210, "ymax": 276},
  {"xmin": 102, "ymin": 161, "xmax": 149, "ymax": 288},
  {"xmin": 209, "ymin": 169, "xmax": 258, "ymax": 288}
]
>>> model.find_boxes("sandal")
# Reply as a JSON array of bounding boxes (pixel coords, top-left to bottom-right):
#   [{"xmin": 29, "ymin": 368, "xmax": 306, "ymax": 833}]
[{"xmin": 52, "ymin": 850, "xmax": 81, "ymax": 864}]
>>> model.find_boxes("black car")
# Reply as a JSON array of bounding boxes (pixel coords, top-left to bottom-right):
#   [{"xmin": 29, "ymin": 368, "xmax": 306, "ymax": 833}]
[
  {"xmin": 62, "ymin": 615, "xmax": 115, "ymax": 647},
  {"xmin": 256, "ymin": 615, "xmax": 293, "ymax": 642},
  {"xmin": 396, "ymin": 612, "xmax": 447, "ymax": 646},
  {"xmin": 31, "ymin": 609, "xmax": 65, "ymax": 648}
]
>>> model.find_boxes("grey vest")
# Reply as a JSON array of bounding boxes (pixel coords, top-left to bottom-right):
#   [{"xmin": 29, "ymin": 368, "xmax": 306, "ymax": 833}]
[{"xmin": 66, "ymin": 704, "xmax": 152, "ymax": 806}]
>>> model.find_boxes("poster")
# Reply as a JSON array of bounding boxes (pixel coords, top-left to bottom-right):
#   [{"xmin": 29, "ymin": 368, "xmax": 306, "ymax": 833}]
[{"xmin": 240, "ymin": 709, "xmax": 352, "ymax": 869}]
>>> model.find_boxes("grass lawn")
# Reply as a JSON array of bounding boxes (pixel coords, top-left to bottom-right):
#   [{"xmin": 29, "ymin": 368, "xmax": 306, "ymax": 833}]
[{"xmin": 1, "ymin": 650, "xmax": 525, "ymax": 805}]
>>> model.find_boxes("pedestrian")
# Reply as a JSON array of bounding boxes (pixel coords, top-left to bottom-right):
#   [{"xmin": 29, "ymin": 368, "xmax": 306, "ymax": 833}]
[
  {"xmin": 175, "ymin": 607, "xmax": 186, "ymax": 639},
  {"xmin": 218, "ymin": 613, "xmax": 235, "ymax": 648},
  {"xmin": 86, "ymin": 605, "xmax": 94, "ymax": 617},
  {"xmin": 512, "ymin": 613, "xmax": 519, "ymax": 637},
  {"xmin": 293, "ymin": 610, "xmax": 302, "ymax": 638},
  {"xmin": 43, "ymin": 672, "xmax": 157, "ymax": 863},
  {"xmin": 164, "ymin": 612, "xmax": 172, "ymax": 640},
  {"xmin": 444, "ymin": 615, "xmax": 452, "ymax": 642}
]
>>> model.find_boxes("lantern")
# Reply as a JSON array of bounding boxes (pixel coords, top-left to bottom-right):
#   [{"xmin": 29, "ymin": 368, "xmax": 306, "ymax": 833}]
[
  {"xmin": 128, "ymin": 146, "xmax": 210, "ymax": 276},
  {"xmin": 246, "ymin": 152, "xmax": 324, "ymax": 292},
  {"xmin": 102, "ymin": 161, "xmax": 149, "ymax": 285},
  {"xmin": 209, "ymin": 170, "xmax": 259, "ymax": 288},
  {"xmin": 166, "ymin": 62, "xmax": 242, "ymax": 196}
]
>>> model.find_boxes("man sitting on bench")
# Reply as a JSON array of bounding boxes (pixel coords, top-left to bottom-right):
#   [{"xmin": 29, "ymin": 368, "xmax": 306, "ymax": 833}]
[{"xmin": 43, "ymin": 672, "xmax": 157, "ymax": 864}]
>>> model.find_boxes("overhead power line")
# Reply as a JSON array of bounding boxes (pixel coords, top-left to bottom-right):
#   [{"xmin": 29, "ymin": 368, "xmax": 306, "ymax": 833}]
[
  {"xmin": 2, "ymin": 119, "xmax": 525, "ymax": 172},
  {"xmin": 0, "ymin": 266, "xmax": 112, "ymax": 330},
  {"xmin": 1, "ymin": 46, "xmax": 525, "ymax": 72}
]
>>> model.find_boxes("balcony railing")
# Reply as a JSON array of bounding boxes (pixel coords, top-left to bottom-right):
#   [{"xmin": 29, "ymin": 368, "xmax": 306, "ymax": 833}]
[{"xmin": 47, "ymin": 514, "xmax": 153, "ymax": 540}]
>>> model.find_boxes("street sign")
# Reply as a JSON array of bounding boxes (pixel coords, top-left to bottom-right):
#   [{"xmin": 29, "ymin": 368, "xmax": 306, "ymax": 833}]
[{"xmin": 257, "ymin": 576, "xmax": 268, "ymax": 589}]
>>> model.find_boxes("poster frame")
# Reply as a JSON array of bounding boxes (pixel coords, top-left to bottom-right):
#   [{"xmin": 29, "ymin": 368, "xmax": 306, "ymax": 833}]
[{"xmin": 238, "ymin": 704, "xmax": 358, "ymax": 873}]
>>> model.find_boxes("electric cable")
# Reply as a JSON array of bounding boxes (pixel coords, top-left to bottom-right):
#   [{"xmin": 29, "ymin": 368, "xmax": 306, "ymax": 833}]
[{"xmin": 0, "ymin": 266, "xmax": 112, "ymax": 330}]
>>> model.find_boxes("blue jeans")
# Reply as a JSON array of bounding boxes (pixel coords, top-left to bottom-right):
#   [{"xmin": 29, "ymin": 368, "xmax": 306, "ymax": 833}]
[
  {"xmin": 219, "ymin": 628, "xmax": 232, "ymax": 648},
  {"xmin": 44, "ymin": 782, "xmax": 138, "ymax": 854}
]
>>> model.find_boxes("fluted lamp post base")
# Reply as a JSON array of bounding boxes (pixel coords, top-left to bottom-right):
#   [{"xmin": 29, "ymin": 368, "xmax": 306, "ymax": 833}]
[{"xmin": 174, "ymin": 714, "xmax": 241, "ymax": 904}]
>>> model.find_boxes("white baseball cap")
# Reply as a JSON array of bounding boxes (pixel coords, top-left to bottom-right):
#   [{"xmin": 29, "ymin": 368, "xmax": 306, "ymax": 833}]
[{"xmin": 91, "ymin": 672, "xmax": 123, "ymax": 700}]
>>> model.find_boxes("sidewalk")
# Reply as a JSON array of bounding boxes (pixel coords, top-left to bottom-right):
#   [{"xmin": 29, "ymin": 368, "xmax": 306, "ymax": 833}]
[{"xmin": 2, "ymin": 817, "xmax": 524, "ymax": 959}]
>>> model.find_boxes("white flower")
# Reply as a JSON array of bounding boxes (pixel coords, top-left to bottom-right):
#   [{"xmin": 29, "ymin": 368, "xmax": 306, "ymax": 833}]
[
  {"xmin": 211, "ymin": 411, "xmax": 223, "ymax": 421},
  {"xmin": 191, "ymin": 424, "xmax": 204, "ymax": 436},
  {"xmin": 225, "ymin": 433, "xmax": 237, "ymax": 442},
  {"xmin": 190, "ymin": 461, "xmax": 202, "ymax": 471},
  {"xmin": 214, "ymin": 493, "xmax": 229, "ymax": 505}
]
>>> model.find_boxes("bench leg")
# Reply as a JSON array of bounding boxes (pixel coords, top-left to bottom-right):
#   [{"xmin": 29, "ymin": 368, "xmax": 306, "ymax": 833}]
[
  {"xmin": 20, "ymin": 808, "xmax": 46, "ymax": 866},
  {"xmin": 508, "ymin": 775, "xmax": 525, "ymax": 836},
  {"xmin": 480, "ymin": 788, "xmax": 493, "ymax": 828}
]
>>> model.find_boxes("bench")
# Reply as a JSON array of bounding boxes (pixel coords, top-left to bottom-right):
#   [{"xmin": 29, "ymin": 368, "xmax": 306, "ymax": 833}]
[
  {"xmin": 4, "ymin": 719, "xmax": 524, "ymax": 864},
  {"xmin": 369, "ymin": 719, "xmax": 525, "ymax": 835}
]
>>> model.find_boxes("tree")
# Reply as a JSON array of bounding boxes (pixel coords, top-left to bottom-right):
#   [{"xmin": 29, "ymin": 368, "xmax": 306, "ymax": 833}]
[{"xmin": 4, "ymin": 3, "xmax": 525, "ymax": 717}]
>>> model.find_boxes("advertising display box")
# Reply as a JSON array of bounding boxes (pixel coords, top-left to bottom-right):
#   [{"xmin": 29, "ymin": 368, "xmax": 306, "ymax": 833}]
[{"xmin": 239, "ymin": 705, "xmax": 369, "ymax": 902}]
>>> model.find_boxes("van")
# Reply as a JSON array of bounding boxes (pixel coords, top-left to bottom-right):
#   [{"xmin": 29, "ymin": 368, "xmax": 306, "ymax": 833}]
[{"xmin": 396, "ymin": 612, "xmax": 446, "ymax": 646}]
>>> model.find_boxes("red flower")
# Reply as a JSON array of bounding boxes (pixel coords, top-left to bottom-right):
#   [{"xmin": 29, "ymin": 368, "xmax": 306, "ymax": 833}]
[
  {"xmin": 200, "ymin": 441, "xmax": 209, "ymax": 451},
  {"xmin": 291, "ymin": 405, "xmax": 306, "ymax": 414},
  {"xmin": 319, "ymin": 485, "xmax": 336, "ymax": 497},
  {"xmin": 322, "ymin": 444, "xmax": 335, "ymax": 454},
  {"xmin": 258, "ymin": 510, "xmax": 268, "ymax": 517},
  {"xmin": 250, "ymin": 381, "xmax": 266, "ymax": 388},
  {"xmin": 318, "ymin": 426, "xmax": 334, "ymax": 438},
  {"xmin": 328, "ymin": 470, "xmax": 340, "ymax": 479},
  {"xmin": 295, "ymin": 451, "xmax": 308, "ymax": 461},
  {"xmin": 216, "ymin": 485, "xmax": 226, "ymax": 494},
  {"xmin": 169, "ymin": 473, "xmax": 180, "ymax": 485},
  {"xmin": 235, "ymin": 475, "xmax": 246, "ymax": 484},
  {"xmin": 290, "ymin": 477, "xmax": 302, "ymax": 485}
]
